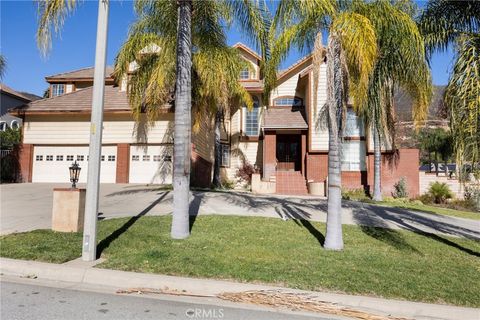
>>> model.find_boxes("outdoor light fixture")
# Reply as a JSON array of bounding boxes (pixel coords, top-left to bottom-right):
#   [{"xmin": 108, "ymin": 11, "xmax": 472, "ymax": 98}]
[{"xmin": 69, "ymin": 161, "xmax": 81, "ymax": 189}]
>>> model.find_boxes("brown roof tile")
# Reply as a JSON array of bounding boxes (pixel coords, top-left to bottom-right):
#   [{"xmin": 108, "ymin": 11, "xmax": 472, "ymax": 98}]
[
  {"xmin": 46, "ymin": 66, "xmax": 114, "ymax": 80},
  {"xmin": 263, "ymin": 107, "xmax": 308, "ymax": 129},
  {"xmin": 11, "ymin": 85, "xmax": 130, "ymax": 114}
]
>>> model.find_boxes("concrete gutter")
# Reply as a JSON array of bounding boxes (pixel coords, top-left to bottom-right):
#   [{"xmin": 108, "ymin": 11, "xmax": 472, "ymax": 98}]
[{"xmin": 1, "ymin": 257, "xmax": 478, "ymax": 320}]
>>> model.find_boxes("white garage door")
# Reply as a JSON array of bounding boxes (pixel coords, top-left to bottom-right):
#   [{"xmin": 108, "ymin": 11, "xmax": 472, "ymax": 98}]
[
  {"xmin": 32, "ymin": 146, "xmax": 117, "ymax": 183},
  {"xmin": 129, "ymin": 145, "xmax": 173, "ymax": 184}
]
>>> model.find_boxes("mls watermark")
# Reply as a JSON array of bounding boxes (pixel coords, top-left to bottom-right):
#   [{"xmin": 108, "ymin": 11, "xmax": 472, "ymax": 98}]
[{"xmin": 185, "ymin": 307, "xmax": 224, "ymax": 319}]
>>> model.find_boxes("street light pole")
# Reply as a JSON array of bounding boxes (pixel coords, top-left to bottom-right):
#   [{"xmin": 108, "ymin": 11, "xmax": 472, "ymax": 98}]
[{"xmin": 82, "ymin": 0, "xmax": 110, "ymax": 262}]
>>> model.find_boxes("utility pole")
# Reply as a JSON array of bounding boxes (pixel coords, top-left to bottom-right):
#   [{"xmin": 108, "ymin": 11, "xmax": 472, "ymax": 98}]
[{"xmin": 82, "ymin": 0, "xmax": 110, "ymax": 261}]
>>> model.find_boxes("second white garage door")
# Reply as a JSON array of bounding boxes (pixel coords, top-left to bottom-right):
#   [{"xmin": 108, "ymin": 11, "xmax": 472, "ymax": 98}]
[
  {"xmin": 32, "ymin": 146, "xmax": 117, "ymax": 183},
  {"xmin": 129, "ymin": 145, "xmax": 173, "ymax": 184}
]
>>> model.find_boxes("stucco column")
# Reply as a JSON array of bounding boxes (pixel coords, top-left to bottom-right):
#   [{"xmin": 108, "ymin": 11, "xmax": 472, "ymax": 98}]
[{"xmin": 263, "ymin": 131, "xmax": 276, "ymax": 180}]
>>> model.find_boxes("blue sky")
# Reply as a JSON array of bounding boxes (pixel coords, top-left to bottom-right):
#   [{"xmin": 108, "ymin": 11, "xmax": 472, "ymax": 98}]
[{"xmin": 1, "ymin": 0, "xmax": 454, "ymax": 96}]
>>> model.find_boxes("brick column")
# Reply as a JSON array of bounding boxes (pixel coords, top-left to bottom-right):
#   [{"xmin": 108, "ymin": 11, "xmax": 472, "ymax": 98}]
[
  {"xmin": 301, "ymin": 131, "xmax": 307, "ymax": 177},
  {"xmin": 263, "ymin": 131, "xmax": 276, "ymax": 180},
  {"xmin": 18, "ymin": 143, "xmax": 34, "ymax": 182},
  {"xmin": 116, "ymin": 143, "xmax": 130, "ymax": 183}
]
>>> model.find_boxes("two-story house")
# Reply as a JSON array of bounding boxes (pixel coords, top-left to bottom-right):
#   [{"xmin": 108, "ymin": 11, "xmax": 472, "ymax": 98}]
[{"xmin": 12, "ymin": 43, "xmax": 419, "ymax": 196}]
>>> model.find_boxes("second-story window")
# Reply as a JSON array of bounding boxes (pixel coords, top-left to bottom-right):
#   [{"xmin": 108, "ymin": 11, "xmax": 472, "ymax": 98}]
[
  {"xmin": 344, "ymin": 108, "xmax": 364, "ymax": 137},
  {"xmin": 244, "ymin": 96, "xmax": 260, "ymax": 136},
  {"xmin": 273, "ymin": 97, "xmax": 303, "ymax": 107},
  {"xmin": 51, "ymin": 84, "xmax": 65, "ymax": 97},
  {"xmin": 239, "ymin": 68, "xmax": 250, "ymax": 80}
]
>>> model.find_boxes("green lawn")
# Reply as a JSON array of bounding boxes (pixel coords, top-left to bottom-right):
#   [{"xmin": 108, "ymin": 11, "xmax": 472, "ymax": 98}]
[
  {"xmin": 1, "ymin": 215, "xmax": 479, "ymax": 307},
  {"xmin": 373, "ymin": 200, "xmax": 480, "ymax": 220}
]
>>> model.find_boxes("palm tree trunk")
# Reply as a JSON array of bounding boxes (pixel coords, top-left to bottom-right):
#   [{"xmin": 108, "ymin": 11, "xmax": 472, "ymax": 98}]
[
  {"xmin": 212, "ymin": 110, "xmax": 222, "ymax": 188},
  {"xmin": 372, "ymin": 125, "xmax": 383, "ymax": 201},
  {"xmin": 171, "ymin": 0, "xmax": 192, "ymax": 239},
  {"xmin": 324, "ymin": 35, "xmax": 344, "ymax": 251}
]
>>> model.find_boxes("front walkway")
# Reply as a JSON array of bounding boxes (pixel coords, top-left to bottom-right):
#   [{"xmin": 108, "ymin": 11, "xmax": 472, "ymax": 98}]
[{"xmin": 1, "ymin": 183, "xmax": 479, "ymax": 240}]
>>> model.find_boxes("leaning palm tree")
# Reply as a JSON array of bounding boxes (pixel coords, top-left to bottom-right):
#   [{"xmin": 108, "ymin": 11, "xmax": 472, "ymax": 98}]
[
  {"xmin": 114, "ymin": 0, "xmax": 262, "ymax": 238},
  {"xmin": 270, "ymin": 0, "xmax": 378, "ymax": 250},
  {"xmin": 420, "ymin": 0, "xmax": 480, "ymax": 181},
  {"xmin": 355, "ymin": 1, "xmax": 432, "ymax": 201}
]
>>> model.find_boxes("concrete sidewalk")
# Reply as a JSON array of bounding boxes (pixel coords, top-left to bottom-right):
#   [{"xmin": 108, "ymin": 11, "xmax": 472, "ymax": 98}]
[{"xmin": 1, "ymin": 257, "xmax": 477, "ymax": 320}]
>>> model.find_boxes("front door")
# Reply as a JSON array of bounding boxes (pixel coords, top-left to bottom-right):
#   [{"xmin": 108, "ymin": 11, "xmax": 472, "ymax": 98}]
[{"xmin": 276, "ymin": 135, "xmax": 301, "ymax": 171}]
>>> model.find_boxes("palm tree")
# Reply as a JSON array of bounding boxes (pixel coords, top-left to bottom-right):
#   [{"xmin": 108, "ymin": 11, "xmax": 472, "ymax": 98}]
[
  {"xmin": 0, "ymin": 54, "xmax": 6, "ymax": 79},
  {"xmin": 420, "ymin": 0, "xmax": 480, "ymax": 180},
  {"xmin": 114, "ymin": 0, "xmax": 262, "ymax": 238},
  {"xmin": 269, "ymin": 0, "xmax": 378, "ymax": 250},
  {"xmin": 354, "ymin": 1, "xmax": 432, "ymax": 201}
]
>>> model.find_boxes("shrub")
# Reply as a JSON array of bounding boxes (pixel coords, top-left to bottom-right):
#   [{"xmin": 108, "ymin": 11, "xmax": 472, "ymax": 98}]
[
  {"xmin": 464, "ymin": 185, "xmax": 480, "ymax": 211},
  {"xmin": 393, "ymin": 177, "xmax": 408, "ymax": 198},
  {"xmin": 342, "ymin": 188, "xmax": 370, "ymax": 201},
  {"xmin": 427, "ymin": 182, "xmax": 453, "ymax": 204},
  {"xmin": 235, "ymin": 161, "xmax": 256, "ymax": 184}
]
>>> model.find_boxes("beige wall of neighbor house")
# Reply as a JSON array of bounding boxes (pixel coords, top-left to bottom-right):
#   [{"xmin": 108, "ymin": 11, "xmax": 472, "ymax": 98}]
[{"xmin": 23, "ymin": 114, "xmax": 174, "ymax": 145}]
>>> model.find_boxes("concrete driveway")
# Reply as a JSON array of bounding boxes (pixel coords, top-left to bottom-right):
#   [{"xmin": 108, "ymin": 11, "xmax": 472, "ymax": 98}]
[{"xmin": 1, "ymin": 183, "xmax": 479, "ymax": 241}]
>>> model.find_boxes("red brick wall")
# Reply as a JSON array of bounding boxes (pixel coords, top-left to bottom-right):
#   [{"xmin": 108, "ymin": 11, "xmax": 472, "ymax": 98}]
[
  {"xmin": 367, "ymin": 148, "xmax": 419, "ymax": 198},
  {"xmin": 306, "ymin": 153, "xmax": 328, "ymax": 182},
  {"xmin": 263, "ymin": 131, "xmax": 276, "ymax": 180},
  {"xmin": 191, "ymin": 150, "xmax": 212, "ymax": 188},
  {"xmin": 116, "ymin": 143, "xmax": 130, "ymax": 183},
  {"xmin": 18, "ymin": 143, "xmax": 33, "ymax": 182},
  {"xmin": 342, "ymin": 171, "xmax": 368, "ymax": 190}
]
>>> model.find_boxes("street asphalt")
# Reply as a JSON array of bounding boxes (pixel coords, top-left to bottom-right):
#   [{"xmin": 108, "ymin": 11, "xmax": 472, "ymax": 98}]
[
  {"xmin": 0, "ymin": 183, "xmax": 478, "ymax": 239},
  {"xmin": 1, "ymin": 280, "xmax": 331, "ymax": 320}
]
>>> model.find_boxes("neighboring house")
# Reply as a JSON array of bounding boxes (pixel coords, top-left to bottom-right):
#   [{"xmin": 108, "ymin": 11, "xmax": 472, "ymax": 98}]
[
  {"xmin": 11, "ymin": 43, "xmax": 419, "ymax": 196},
  {"xmin": 0, "ymin": 83, "xmax": 41, "ymax": 131}
]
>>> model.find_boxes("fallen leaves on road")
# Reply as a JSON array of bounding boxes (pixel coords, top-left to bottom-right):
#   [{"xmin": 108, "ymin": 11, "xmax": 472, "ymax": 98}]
[{"xmin": 218, "ymin": 290, "xmax": 411, "ymax": 320}]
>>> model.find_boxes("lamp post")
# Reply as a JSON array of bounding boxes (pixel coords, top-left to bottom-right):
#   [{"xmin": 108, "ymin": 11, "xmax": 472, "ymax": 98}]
[{"xmin": 69, "ymin": 161, "xmax": 81, "ymax": 189}]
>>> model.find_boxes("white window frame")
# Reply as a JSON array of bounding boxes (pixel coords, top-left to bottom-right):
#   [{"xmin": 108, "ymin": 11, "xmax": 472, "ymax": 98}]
[
  {"xmin": 243, "ymin": 96, "xmax": 260, "ymax": 136},
  {"xmin": 344, "ymin": 108, "xmax": 365, "ymax": 137},
  {"xmin": 51, "ymin": 84, "xmax": 65, "ymax": 97},
  {"xmin": 239, "ymin": 68, "xmax": 250, "ymax": 80},
  {"xmin": 341, "ymin": 140, "xmax": 366, "ymax": 171},
  {"xmin": 273, "ymin": 97, "xmax": 303, "ymax": 107},
  {"xmin": 220, "ymin": 144, "xmax": 230, "ymax": 167}
]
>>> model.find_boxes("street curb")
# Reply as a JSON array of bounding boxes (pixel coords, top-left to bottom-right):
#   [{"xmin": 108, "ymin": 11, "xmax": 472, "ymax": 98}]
[{"xmin": 1, "ymin": 257, "xmax": 478, "ymax": 320}]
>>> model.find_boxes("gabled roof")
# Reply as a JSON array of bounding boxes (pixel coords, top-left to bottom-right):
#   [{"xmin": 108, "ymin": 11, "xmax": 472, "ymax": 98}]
[
  {"xmin": 233, "ymin": 42, "xmax": 262, "ymax": 61},
  {"xmin": 11, "ymin": 85, "xmax": 130, "ymax": 114},
  {"xmin": 45, "ymin": 66, "xmax": 115, "ymax": 81},
  {"xmin": 0, "ymin": 83, "xmax": 42, "ymax": 102},
  {"xmin": 263, "ymin": 108, "xmax": 308, "ymax": 129},
  {"xmin": 277, "ymin": 54, "xmax": 313, "ymax": 82}
]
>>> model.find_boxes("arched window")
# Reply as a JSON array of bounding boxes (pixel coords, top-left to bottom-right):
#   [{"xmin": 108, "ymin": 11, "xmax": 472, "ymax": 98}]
[
  {"xmin": 10, "ymin": 120, "xmax": 19, "ymax": 130},
  {"xmin": 273, "ymin": 96, "xmax": 303, "ymax": 107},
  {"xmin": 244, "ymin": 96, "xmax": 260, "ymax": 136},
  {"xmin": 0, "ymin": 122, "xmax": 6, "ymax": 132}
]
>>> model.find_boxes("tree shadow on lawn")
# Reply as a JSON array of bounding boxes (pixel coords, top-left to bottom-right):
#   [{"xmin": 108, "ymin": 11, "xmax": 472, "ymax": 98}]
[
  {"xmin": 347, "ymin": 202, "xmax": 480, "ymax": 257},
  {"xmin": 96, "ymin": 191, "xmax": 170, "ymax": 259}
]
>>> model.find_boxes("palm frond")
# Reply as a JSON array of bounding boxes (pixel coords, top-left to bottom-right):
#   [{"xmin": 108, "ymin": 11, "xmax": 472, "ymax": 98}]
[{"xmin": 36, "ymin": 0, "xmax": 79, "ymax": 56}]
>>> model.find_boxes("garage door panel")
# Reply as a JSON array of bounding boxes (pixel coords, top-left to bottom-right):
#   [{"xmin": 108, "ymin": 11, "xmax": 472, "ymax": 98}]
[
  {"xmin": 32, "ymin": 146, "xmax": 117, "ymax": 183},
  {"xmin": 129, "ymin": 145, "xmax": 173, "ymax": 184}
]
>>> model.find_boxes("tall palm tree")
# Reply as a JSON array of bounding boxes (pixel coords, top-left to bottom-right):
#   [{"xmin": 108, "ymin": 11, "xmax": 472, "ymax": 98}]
[
  {"xmin": 354, "ymin": 1, "xmax": 432, "ymax": 201},
  {"xmin": 270, "ymin": 0, "xmax": 378, "ymax": 250},
  {"xmin": 114, "ymin": 0, "xmax": 261, "ymax": 238},
  {"xmin": 420, "ymin": 0, "xmax": 480, "ymax": 181}
]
